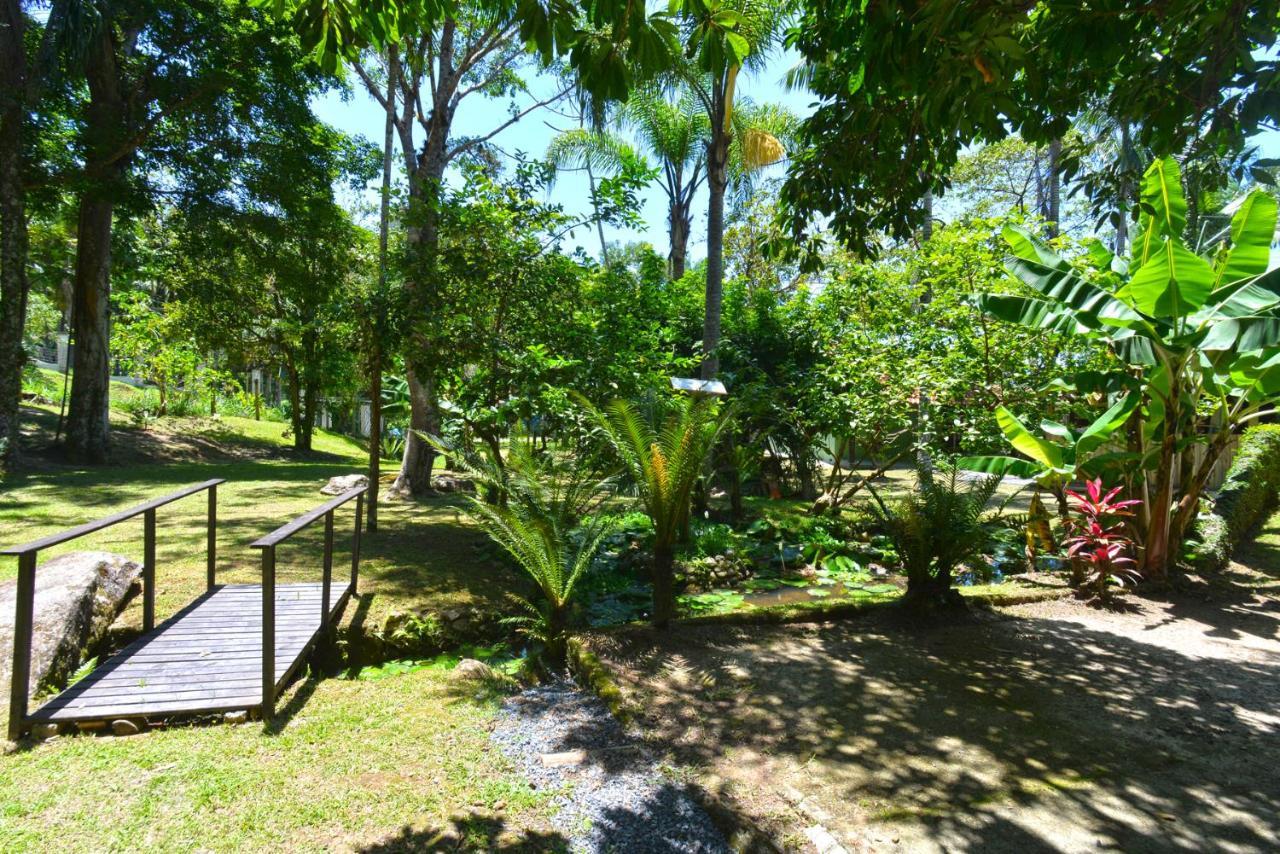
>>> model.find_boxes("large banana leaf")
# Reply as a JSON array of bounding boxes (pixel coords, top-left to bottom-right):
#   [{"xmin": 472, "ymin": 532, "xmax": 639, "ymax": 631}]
[
  {"xmin": 1194, "ymin": 269, "xmax": 1280, "ymax": 320},
  {"xmin": 976, "ymin": 294, "xmax": 1090, "ymax": 334},
  {"xmin": 1213, "ymin": 190, "xmax": 1278, "ymax": 287},
  {"xmin": 1075, "ymin": 392, "xmax": 1140, "ymax": 456},
  {"xmin": 1111, "ymin": 331, "xmax": 1159, "ymax": 365},
  {"xmin": 1132, "ymin": 158, "xmax": 1187, "ymax": 269},
  {"xmin": 1003, "ymin": 225, "xmax": 1073, "ymax": 270},
  {"xmin": 1201, "ymin": 315, "xmax": 1280, "ymax": 352},
  {"xmin": 1230, "ymin": 351, "xmax": 1280, "ymax": 399},
  {"xmin": 1004, "ymin": 255, "xmax": 1143, "ymax": 325},
  {"xmin": 1118, "ymin": 237, "xmax": 1214, "ymax": 317},
  {"xmin": 955, "ymin": 455, "xmax": 1043, "ymax": 480},
  {"xmin": 995, "ymin": 405, "xmax": 1063, "ymax": 469}
]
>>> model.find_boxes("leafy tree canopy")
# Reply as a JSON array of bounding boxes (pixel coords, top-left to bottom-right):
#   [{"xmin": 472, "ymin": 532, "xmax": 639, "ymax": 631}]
[{"xmin": 779, "ymin": 0, "xmax": 1280, "ymax": 258}]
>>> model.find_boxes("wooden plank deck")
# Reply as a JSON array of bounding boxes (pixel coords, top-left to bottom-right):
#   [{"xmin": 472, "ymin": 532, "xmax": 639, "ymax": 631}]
[{"xmin": 29, "ymin": 582, "xmax": 347, "ymax": 724}]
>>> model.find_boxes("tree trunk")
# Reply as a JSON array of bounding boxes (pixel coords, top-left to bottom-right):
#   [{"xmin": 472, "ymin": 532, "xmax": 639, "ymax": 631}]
[
  {"xmin": 1114, "ymin": 123, "xmax": 1132, "ymax": 256},
  {"xmin": 669, "ymin": 198, "xmax": 690, "ymax": 280},
  {"xmin": 66, "ymin": 194, "xmax": 115, "ymax": 462},
  {"xmin": 66, "ymin": 27, "xmax": 129, "ymax": 464},
  {"xmin": 391, "ymin": 60, "xmax": 449, "ymax": 498},
  {"xmin": 701, "ymin": 124, "xmax": 730, "ymax": 381},
  {"xmin": 921, "ymin": 188, "xmax": 934, "ymax": 242},
  {"xmin": 286, "ymin": 363, "xmax": 303, "ymax": 450},
  {"xmin": 299, "ymin": 378, "xmax": 315, "ymax": 452},
  {"xmin": 652, "ymin": 543, "xmax": 675, "ymax": 628},
  {"xmin": 1045, "ymin": 137, "xmax": 1062, "ymax": 237},
  {"xmin": 1142, "ymin": 404, "xmax": 1178, "ymax": 581},
  {"xmin": 367, "ymin": 51, "xmax": 395, "ymax": 531},
  {"xmin": 0, "ymin": 0, "xmax": 28, "ymax": 468},
  {"xmin": 367, "ymin": 360, "xmax": 382, "ymax": 531},
  {"xmin": 391, "ymin": 364, "xmax": 439, "ymax": 496},
  {"xmin": 585, "ymin": 160, "xmax": 609, "ymax": 264}
]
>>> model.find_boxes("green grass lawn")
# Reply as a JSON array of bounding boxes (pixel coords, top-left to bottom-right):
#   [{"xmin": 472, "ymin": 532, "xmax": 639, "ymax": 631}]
[
  {"xmin": 0, "ymin": 667, "xmax": 562, "ymax": 851},
  {"xmin": 2, "ymin": 402, "xmax": 524, "ymax": 638}
]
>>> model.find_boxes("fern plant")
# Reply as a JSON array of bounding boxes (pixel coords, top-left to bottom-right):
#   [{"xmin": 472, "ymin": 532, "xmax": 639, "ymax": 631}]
[
  {"xmin": 867, "ymin": 461, "xmax": 1003, "ymax": 607},
  {"xmin": 579, "ymin": 394, "xmax": 732, "ymax": 627},
  {"xmin": 426, "ymin": 434, "xmax": 613, "ymax": 664}
]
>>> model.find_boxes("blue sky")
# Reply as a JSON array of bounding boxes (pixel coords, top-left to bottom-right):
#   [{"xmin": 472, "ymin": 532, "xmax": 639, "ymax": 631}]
[{"xmin": 314, "ymin": 51, "xmax": 1280, "ymax": 263}]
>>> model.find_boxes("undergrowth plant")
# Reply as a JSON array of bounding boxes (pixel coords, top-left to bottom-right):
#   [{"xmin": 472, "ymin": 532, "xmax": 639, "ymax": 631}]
[
  {"xmin": 428, "ymin": 434, "xmax": 613, "ymax": 664},
  {"xmin": 867, "ymin": 460, "xmax": 1003, "ymax": 608},
  {"xmin": 579, "ymin": 394, "xmax": 732, "ymax": 627}
]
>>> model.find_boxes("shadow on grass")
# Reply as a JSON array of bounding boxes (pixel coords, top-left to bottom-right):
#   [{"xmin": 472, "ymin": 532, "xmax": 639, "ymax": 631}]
[
  {"xmin": 580, "ymin": 609, "xmax": 1280, "ymax": 853},
  {"xmin": 263, "ymin": 674, "xmax": 324, "ymax": 736},
  {"xmin": 358, "ymin": 812, "xmax": 569, "ymax": 852}
]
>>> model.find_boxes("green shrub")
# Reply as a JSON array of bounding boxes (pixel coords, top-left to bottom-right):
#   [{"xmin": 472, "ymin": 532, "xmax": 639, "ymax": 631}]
[{"xmin": 1189, "ymin": 425, "xmax": 1280, "ymax": 571}]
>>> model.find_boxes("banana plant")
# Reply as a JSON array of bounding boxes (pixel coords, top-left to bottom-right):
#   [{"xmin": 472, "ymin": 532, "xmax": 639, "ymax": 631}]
[
  {"xmin": 959, "ymin": 393, "xmax": 1140, "ymax": 519},
  {"xmin": 977, "ymin": 157, "xmax": 1280, "ymax": 578}
]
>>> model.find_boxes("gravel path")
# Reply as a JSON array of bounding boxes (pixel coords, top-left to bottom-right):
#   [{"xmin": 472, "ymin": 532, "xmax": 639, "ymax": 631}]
[{"xmin": 490, "ymin": 680, "xmax": 729, "ymax": 854}]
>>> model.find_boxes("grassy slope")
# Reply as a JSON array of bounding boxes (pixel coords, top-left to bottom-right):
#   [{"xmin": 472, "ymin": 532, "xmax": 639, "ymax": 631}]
[{"xmin": 2, "ymin": 400, "xmax": 521, "ymax": 633}]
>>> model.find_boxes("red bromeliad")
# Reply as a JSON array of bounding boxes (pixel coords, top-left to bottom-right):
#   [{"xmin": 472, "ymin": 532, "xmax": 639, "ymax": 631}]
[{"xmin": 1062, "ymin": 479, "xmax": 1142, "ymax": 599}]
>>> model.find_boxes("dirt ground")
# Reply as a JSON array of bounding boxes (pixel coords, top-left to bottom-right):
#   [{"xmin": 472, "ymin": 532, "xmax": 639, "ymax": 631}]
[{"xmin": 586, "ymin": 556, "xmax": 1280, "ymax": 852}]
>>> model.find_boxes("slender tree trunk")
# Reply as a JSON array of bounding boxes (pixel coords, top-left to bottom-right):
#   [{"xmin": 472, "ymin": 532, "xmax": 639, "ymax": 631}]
[
  {"xmin": 1114, "ymin": 122, "xmax": 1132, "ymax": 256},
  {"xmin": 669, "ymin": 198, "xmax": 690, "ymax": 280},
  {"xmin": 921, "ymin": 188, "xmax": 934, "ymax": 242},
  {"xmin": 0, "ymin": 0, "xmax": 28, "ymax": 467},
  {"xmin": 652, "ymin": 543, "xmax": 675, "ymax": 628},
  {"xmin": 368, "ymin": 52, "xmax": 395, "ymax": 532},
  {"xmin": 367, "ymin": 359, "xmax": 382, "ymax": 530},
  {"xmin": 1045, "ymin": 137, "xmax": 1062, "ymax": 237},
  {"xmin": 1143, "ymin": 392, "xmax": 1179, "ymax": 581},
  {"xmin": 286, "ymin": 363, "xmax": 303, "ymax": 450},
  {"xmin": 585, "ymin": 161, "xmax": 609, "ymax": 263},
  {"xmin": 701, "ymin": 122, "xmax": 730, "ymax": 381}
]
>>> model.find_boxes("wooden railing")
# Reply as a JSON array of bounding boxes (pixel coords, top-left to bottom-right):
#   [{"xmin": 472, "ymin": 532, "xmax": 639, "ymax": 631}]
[
  {"xmin": 249, "ymin": 485, "xmax": 365, "ymax": 720},
  {"xmin": 1, "ymin": 479, "xmax": 224, "ymax": 740}
]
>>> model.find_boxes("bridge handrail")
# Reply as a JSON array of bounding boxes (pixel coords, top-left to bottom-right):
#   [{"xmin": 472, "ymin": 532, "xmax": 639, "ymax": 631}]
[
  {"xmin": 1, "ymin": 478, "xmax": 224, "ymax": 556},
  {"xmin": 249, "ymin": 484, "xmax": 365, "ymax": 720},
  {"xmin": 4, "ymin": 478, "xmax": 224, "ymax": 740}
]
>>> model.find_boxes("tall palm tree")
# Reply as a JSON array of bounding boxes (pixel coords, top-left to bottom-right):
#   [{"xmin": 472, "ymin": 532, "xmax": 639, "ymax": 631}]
[
  {"xmin": 620, "ymin": 89, "xmax": 711, "ymax": 279},
  {"xmin": 676, "ymin": 0, "xmax": 794, "ymax": 378},
  {"xmin": 583, "ymin": 395, "xmax": 731, "ymax": 627}
]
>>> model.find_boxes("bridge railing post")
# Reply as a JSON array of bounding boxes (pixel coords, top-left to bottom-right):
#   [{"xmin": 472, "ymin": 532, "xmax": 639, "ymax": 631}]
[
  {"xmin": 7, "ymin": 552, "xmax": 37, "ymax": 741},
  {"xmin": 143, "ymin": 508, "xmax": 156, "ymax": 631},
  {"xmin": 350, "ymin": 492, "xmax": 364, "ymax": 595},
  {"xmin": 207, "ymin": 483, "xmax": 217, "ymax": 591},
  {"xmin": 321, "ymin": 510, "xmax": 334, "ymax": 630},
  {"xmin": 261, "ymin": 546, "xmax": 276, "ymax": 721}
]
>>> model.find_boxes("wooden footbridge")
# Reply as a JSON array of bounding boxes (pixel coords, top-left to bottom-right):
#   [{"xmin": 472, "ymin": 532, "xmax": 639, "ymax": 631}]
[{"xmin": 4, "ymin": 479, "xmax": 366, "ymax": 739}]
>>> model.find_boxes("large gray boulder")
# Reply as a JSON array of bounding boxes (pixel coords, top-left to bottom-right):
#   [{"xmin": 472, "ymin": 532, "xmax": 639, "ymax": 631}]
[
  {"xmin": 1, "ymin": 551, "xmax": 142, "ymax": 725},
  {"xmin": 321, "ymin": 473, "xmax": 368, "ymax": 496}
]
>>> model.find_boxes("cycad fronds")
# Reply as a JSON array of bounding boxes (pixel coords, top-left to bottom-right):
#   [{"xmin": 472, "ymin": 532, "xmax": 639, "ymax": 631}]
[
  {"xmin": 583, "ymin": 394, "xmax": 731, "ymax": 546},
  {"xmin": 420, "ymin": 431, "xmax": 613, "ymax": 660}
]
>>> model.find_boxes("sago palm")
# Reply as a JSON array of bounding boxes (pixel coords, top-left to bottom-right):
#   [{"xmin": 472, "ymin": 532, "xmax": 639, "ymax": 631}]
[
  {"xmin": 582, "ymin": 394, "xmax": 731, "ymax": 627},
  {"xmin": 427, "ymin": 435, "xmax": 612, "ymax": 663}
]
